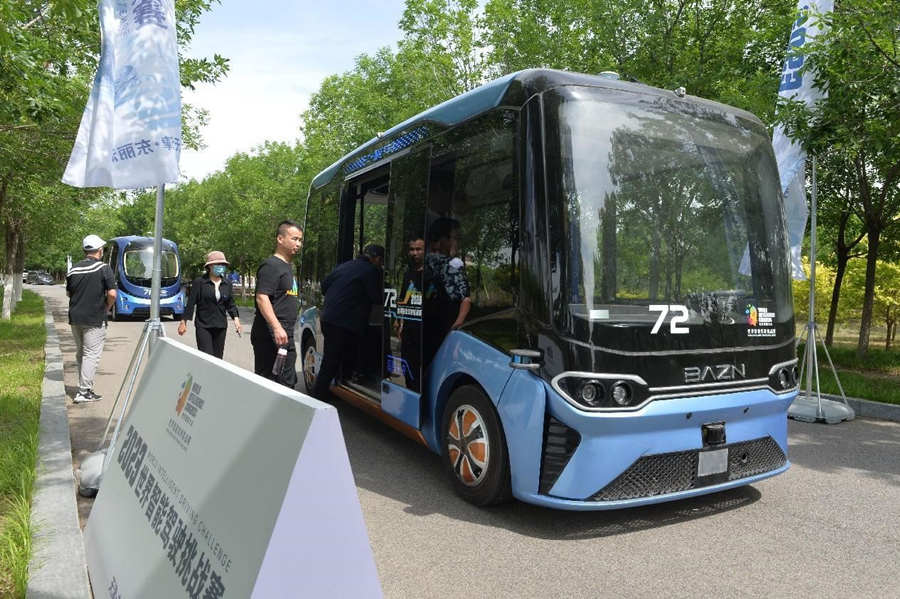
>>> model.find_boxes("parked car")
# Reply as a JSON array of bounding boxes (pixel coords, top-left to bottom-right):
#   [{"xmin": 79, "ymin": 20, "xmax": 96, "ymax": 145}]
[{"xmin": 26, "ymin": 270, "xmax": 54, "ymax": 285}]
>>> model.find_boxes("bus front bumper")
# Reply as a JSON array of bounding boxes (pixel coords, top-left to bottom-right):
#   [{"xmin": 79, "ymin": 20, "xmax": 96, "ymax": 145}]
[
  {"xmin": 117, "ymin": 293, "xmax": 184, "ymax": 315},
  {"xmin": 499, "ymin": 374, "xmax": 794, "ymax": 511}
]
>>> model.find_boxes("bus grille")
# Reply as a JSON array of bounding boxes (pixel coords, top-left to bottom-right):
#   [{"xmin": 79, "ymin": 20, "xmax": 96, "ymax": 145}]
[
  {"xmin": 539, "ymin": 416, "xmax": 581, "ymax": 494},
  {"xmin": 590, "ymin": 436, "xmax": 786, "ymax": 502}
]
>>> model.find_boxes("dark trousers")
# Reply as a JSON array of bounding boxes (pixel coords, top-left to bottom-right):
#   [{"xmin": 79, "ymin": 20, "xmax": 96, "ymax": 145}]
[
  {"xmin": 311, "ymin": 322, "xmax": 358, "ymax": 400},
  {"xmin": 251, "ymin": 321, "xmax": 297, "ymax": 389},
  {"xmin": 195, "ymin": 326, "xmax": 226, "ymax": 359}
]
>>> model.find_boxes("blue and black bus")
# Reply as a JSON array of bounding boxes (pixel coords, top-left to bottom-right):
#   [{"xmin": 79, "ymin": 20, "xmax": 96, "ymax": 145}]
[
  {"xmin": 298, "ymin": 69, "xmax": 797, "ymax": 510},
  {"xmin": 105, "ymin": 236, "xmax": 185, "ymax": 320}
]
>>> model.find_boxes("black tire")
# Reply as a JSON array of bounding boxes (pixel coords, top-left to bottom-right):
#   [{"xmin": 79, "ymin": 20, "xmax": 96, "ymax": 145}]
[
  {"xmin": 172, "ymin": 313, "xmax": 183, "ymax": 321},
  {"xmin": 110, "ymin": 302, "xmax": 120, "ymax": 322},
  {"xmin": 441, "ymin": 385, "xmax": 512, "ymax": 506},
  {"xmin": 301, "ymin": 337, "xmax": 317, "ymax": 395}
]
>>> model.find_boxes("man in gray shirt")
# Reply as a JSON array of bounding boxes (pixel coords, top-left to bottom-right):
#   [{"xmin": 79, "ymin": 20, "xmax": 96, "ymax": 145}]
[{"xmin": 66, "ymin": 234, "xmax": 116, "ymax": 403}]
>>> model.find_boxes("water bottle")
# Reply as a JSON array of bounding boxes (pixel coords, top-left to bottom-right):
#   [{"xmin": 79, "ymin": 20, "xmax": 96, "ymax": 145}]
[{"xmin": 272, "ymin": 346, "xmax": 287, "ymax": 376}]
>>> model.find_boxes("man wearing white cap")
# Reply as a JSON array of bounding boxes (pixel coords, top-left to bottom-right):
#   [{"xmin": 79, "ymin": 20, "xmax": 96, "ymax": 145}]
[{"xmin": 66, "ymin": 234, "xmax": 116, "ymax": 403}]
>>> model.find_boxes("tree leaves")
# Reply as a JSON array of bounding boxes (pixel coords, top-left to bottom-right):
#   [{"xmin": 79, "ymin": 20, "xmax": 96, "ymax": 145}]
[{"xmin": 0, "ymin": 0, "xmax": 229, "ymax": 281}]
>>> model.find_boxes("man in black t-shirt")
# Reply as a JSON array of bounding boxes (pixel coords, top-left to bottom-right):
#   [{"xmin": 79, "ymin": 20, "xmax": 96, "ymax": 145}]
[
  {"xmin": 310, "ymin": 244, "xmax": 384, "ymax": 400},
  {"xmin": 251, "ymin": 220, "xmax": 303, "ymax": 387},
  {"xmin": 66, "ymin": 234, "xmax": 117, "ymax": 403}
]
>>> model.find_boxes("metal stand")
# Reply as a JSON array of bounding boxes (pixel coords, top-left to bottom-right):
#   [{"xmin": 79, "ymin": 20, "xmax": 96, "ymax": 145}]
[
  {"xmin": 77, "ymin": 185, "xmax": 168, "ymax": 496},
  {"xmin": 791, "ymin": 321, "xmax": 854, "ymax": 423},
  {"xmin": 788, "ymin": 157, "xmax": 854, "ymax": 424}
]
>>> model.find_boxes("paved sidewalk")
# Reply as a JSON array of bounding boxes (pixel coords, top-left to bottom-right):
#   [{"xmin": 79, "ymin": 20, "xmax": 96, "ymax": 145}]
[{"xmin": 26, "ymin": 306, "xmax": 91, "ymax": 599}]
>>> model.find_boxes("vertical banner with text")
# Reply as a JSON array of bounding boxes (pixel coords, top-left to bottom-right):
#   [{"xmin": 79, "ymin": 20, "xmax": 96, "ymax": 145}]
[
  {"xmin": 63, "ymin": 0, "xmax": 182, "ymax": 189},
  {"xmin": 773, "ymin": 0, "xmax": 833, "ymax": 278}
]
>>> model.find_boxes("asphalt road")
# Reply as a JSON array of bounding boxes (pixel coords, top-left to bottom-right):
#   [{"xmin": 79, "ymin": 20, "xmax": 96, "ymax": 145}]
[{"xmin": 35, "ymin": 284, "xmax": 900, "ymax": 598}]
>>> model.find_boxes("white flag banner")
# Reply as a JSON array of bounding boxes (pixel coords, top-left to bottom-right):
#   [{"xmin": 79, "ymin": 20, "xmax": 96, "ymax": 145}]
[
  {"xmin": 773, "ymin": 0, "xmax": 833, "ymax": 279},
  {"xmin": 63, "ymin": 0, "xmax": 181, "ymax": 189}
]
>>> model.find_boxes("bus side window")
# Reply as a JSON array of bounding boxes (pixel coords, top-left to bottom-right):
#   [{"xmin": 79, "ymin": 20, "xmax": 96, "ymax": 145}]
[
  {"xmin": 318, "ymin": 188, "xmax": 339, "ymax": 281},
  {"xmin": 300, "ymin": 190, "xmax": 322, "ymax": 306},
  {"xmin": 108, "ymin": 244, "xmax": 118, "ymax": 276},
  {"xmin": 385, "ymin": 149, "xmax": 429, "ymax": 393},
  {"xmin": 427, "ymin": 111, "xmax": 519, "ymax": 352}
]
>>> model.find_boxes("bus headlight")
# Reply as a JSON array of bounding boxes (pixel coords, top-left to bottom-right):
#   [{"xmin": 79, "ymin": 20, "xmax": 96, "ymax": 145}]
[
  {"xmin": 553, "ymin": 374, "xmax": 648, "ymax": 410},
  {"xmin": 768, "ymin": 363, "xmax": 799, "ymax": 392},
  {"xmin": 579, "ymin": 380, "xmax": 604, "ymax": 407},
  {"xmin": 611, "ymin": 382, "xmax": 632, "ymax": 406},
  {"xmin": 777, "ymin": 368, "xmax": 790, "ymax": 389}
]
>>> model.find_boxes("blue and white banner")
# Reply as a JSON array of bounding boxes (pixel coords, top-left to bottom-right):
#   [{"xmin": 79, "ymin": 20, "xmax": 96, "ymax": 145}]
[
  {"xmin": 63, "ymin": 0, "xmax": 181, "ymax": 189},
  {"xmin": 774, "ymin": 0, "xmax": 833, "ymax": 279}
]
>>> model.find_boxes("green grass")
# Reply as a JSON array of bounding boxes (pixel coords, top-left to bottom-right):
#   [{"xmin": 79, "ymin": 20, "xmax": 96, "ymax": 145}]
[
  {"xmin": 797, "ymin": 342, "xmax": 900, "ymax": 405},
  {"xmin": 0, "ymin": 290, "xmax": 45, "ymax": 598},
  {"xmin": 233, "ymin": 295, "xmax": 255, "ymax": 308}
]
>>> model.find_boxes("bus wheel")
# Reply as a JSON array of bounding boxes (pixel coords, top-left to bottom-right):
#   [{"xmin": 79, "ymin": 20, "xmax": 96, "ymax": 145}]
[
  {"xmin": 301, "ymin": 340, "xmax": 317, "ymax": 395},
  {"xmin": 442, "ymin": 385, "xmax": 512, "ymax": 506},
  {"xmin": 110, "ymin": 303, "xmax": 119, "ymax": 321}
]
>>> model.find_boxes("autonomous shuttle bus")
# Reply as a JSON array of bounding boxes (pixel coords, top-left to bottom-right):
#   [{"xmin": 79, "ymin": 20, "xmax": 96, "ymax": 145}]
[
  {"xmin": 106, "ymin": 236, "xmax": 185, "ymax": 320},
  {"xmin": 298, "ymin": 69, "xmax": 797, "ymax": 510}
]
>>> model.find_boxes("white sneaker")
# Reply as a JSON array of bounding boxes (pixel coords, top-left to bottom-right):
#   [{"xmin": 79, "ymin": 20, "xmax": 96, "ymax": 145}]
[{"xmin": 73, "ymin": 391, "xmax": 101, "ymax": 404}]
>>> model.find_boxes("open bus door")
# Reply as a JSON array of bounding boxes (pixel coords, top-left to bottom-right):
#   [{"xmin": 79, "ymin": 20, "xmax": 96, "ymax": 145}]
[{"xmin": 380, "ymin": 149, "xmax": 430, "ymax": 430}]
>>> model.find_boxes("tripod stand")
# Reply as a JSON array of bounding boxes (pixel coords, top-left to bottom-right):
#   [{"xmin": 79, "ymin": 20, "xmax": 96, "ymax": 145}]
[
  {"xmin": 791, "ymin": 319, "xmax": 854, "ymax": 423},
  {"xmin": 787, "ymin": 157, "xmax": 854, "ymax": 424}
]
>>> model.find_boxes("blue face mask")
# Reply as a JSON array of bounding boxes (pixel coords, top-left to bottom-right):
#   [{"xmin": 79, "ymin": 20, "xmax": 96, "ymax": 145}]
[{"xmin": 212, "ymin": 265, "xmax": 227, "ymax": 277}]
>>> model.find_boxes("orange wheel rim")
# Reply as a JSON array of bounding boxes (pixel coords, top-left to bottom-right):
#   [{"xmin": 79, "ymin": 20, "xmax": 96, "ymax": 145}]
[{"xmin": 447, "ymin": 404, "xmax": 490, "ymax": 487}]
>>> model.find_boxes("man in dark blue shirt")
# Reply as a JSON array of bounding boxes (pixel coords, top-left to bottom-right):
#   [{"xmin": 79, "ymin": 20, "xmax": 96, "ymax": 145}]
[{"xmin": 311, "ymin": 244, "xmax": 383, "ymax": 400}]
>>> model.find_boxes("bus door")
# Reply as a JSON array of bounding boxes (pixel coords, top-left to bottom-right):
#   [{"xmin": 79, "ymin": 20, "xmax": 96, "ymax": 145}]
[
  {"xmin": 339, "ymin": 171, "xmax": 390, "ymax": 401},
  {"xmin": 381, "ymin": 149, "xmax": 430, "ymax": 429}
]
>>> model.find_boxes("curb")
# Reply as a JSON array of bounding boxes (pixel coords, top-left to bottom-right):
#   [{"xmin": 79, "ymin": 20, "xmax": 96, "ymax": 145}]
[
  {"xmin": 26, "ymin": 309, "xmax": 92, "ymax": 598},
  {"xmin": 820, "ymin": 392, "xmax": 900, "ymax": 423}
]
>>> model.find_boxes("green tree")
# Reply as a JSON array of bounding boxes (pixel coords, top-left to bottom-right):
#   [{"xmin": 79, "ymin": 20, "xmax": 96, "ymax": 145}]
[
  {"xmin": 399, "ymin": 0, "xmax": 487, "ymax": 94},
  {"xmin": 839, "ymin": 258, "xmax": 900, "ymax": 350},
  {"xmin": 0, "ymin": 0, "xmax": 228, "ymax": 319},
  {"xmin": 482, "ymin": 0, "xmax": 796, "ymax": 121},
  {"xmin": 812, "ymin": 151, "xmax": 867, "ymax": 346},
  {"xmin": 792, "ymin": 258, "xmax": 838, "ymax": 327},
  {"xmin": 777, "ymin": 0, "xmax": 900, "ymax": 356}
]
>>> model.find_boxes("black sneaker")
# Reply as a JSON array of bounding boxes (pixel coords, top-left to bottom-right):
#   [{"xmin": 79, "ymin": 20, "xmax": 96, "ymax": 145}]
[{"xmin": 86, "ymin": 389, "xmax": 103, "ymax": 401}]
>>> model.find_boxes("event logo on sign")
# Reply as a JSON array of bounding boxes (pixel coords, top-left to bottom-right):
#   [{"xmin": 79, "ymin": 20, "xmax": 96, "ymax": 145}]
[
  {"xmin": 167, "ymin": 374, "xmax": 206, "ymax": 451},
  {"xmin": 745, "ymin": 304, "xmax": 776, "ymax": 337},
  {"xmin": 175, "ymin": 374, "xmax": 192, "ymax": 414}
]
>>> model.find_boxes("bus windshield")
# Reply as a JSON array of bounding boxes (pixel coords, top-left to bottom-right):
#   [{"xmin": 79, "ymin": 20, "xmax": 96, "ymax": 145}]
[
  {"xmin": 545, "ymin": 86, "xmax": 793, "ymax": 349},
  {"xmin": 123, "ymin": 249, "xmax": 179, "ymax": 285}
]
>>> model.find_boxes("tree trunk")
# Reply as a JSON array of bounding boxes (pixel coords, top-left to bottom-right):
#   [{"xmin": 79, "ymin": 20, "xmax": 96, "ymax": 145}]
[
  {"xmin": 0, "ymin": 176, "xmax": 9, "ymax": 319},
  {"xmin": 886, "ymin": 319, "xmax": 894, "ymax": 351},
  {"xmin": 856, "ymin": 230, "xmax": 880, "ymax": 357},
  {"xmin": 825, "ymin": 256, "xmax": 847, "ymax": 347},
  {"xmin": 14, "ymin": 231, "xmax": 24, "ymax": 301},
  {"xmin": 599, "ymin": 195, "xmax": 617, "ymax": 302},
  {"xmin": 649, "ymin": 219, "xmax": 661, "ymax": 300},
  {"xmin": 2, "ymin": 219, "xmax": 21, "ymax": 320},
  {"xmin": 824, "ymin": 204, "xmax": 863, "ymax": 346}
]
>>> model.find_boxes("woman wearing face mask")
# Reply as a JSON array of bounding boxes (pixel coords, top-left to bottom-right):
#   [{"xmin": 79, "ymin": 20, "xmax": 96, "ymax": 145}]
[{"xmin": 178, "ymin": 251, "xmax": 242, "ymax": 358}]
